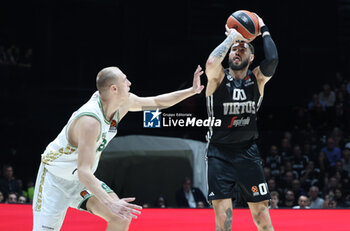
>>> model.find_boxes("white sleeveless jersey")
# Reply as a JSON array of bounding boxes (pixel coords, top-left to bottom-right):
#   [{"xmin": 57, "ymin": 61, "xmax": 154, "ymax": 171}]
[{"xmin": 41, "ymin": 91, "xmax": 119, "ymax": 181}]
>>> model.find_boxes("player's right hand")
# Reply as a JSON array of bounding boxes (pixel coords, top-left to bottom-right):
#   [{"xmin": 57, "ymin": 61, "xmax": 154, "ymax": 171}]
[
  {"xmin": 225, "ymin": 24, "xmax": 247, "ymax": 43},
  {"xmin": 253, "ymin": 13, "xmax": 265, "ymax": 36},
  {"xmin": 109, "ymin": 197, "xmax": 142, "ymax": 221}
]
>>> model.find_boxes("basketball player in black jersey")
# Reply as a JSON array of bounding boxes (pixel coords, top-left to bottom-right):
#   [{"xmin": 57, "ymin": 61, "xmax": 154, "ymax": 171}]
[{"xmin": 205, "ymin": 14, "xmax": 278, "ymax": 231}]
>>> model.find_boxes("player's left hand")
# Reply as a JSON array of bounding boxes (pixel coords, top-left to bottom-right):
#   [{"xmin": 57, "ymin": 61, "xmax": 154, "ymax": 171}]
[{"xmin": 192, "ymin": 65, "xmax": 205, "ymax": 94}]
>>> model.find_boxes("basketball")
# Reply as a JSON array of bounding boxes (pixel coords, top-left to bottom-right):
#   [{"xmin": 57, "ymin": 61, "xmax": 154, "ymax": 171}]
[{"xmin": 227, "ymin": 10, "xmax": 260, "ymax": 41}]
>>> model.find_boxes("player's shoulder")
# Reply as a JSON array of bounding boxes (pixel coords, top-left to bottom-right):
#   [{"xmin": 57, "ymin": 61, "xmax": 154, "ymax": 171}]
[
  {"xmin": 118, "ymin": 92, "xmax": 137, "ymax": 113},
  {"xmin": 76, "ymin": 115, "xmax": 101, "ymax": 127},
  {"xmin": 73, "ymin": 93, "xmax": 103, "ymax": 126},
  {"xmin": 67, "ymin": 114, "xmax": 101, "ymax": 143},
  {"xmin": 124, "ymin": 92, "xmax": 138, "ymax": 107},
  {"xmin": 72, "ymin": 116, "xmax": 101, "ymax": 138},
  {"xmin": 206, "ymin": 65, "xmax": 225, "ymax": 82},
  {"xmin": 128, "ymin": 92, "xmax": 138, "ymax": 100},
  {"xmin": 75, "ymin": 91, "xmax": 100, "ymax": 112}
]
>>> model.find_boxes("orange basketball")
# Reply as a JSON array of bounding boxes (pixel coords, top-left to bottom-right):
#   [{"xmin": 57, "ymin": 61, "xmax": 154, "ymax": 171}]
[{"xmin": 227, "ymin": 10, "xmax": 260, "ymax": 41}]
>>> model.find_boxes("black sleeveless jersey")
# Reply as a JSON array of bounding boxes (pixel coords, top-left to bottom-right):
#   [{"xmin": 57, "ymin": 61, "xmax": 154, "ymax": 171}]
[{"xmin": 206, "ymin": 68, "xmax": 262, "ymax": 147}]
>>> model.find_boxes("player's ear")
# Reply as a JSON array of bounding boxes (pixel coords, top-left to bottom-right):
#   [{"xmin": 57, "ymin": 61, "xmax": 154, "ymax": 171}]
[
  {"xmin": 110, "ymin": 84, "xmax": 118, "ymax": 94},
  {"xmin": 250, "ymin": 54, "xmax": 255, "ymax": 63}
]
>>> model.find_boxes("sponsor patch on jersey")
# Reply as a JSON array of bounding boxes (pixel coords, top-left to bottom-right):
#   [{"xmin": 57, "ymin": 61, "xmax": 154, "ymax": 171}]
[
  {"xmin": 244, "ymin": 75, "xmax": 254, "ymax": 87},
  {"xmin": 227, "ymin": 116, "xmax": 251, "ymax": 128},
  {"xmin": 109, "ymin": 119, "xmax": 118, "ymax": 132}
]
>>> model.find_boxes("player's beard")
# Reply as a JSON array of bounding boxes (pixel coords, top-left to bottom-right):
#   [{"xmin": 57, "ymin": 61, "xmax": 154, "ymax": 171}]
[{"xmin": 229, "ymin": 57, "xmax": 250, "ymax": 71}]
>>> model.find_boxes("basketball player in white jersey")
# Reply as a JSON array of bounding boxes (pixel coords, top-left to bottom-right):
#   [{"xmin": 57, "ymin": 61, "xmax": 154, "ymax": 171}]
[{"xmin": 32, "ymin": 65, "xmax": 204, "ymax": 231}]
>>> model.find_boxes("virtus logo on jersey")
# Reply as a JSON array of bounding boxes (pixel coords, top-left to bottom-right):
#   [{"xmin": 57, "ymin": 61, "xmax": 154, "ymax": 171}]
[{"xmin": 222, "ymin": 89, "xmax": 257, "ymax": 115}]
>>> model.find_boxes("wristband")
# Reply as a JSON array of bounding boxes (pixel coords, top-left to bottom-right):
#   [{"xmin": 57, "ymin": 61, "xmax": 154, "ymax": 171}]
[{"xmin": 260, "ymin": 25, "xmax": 269, "ymax": 34}]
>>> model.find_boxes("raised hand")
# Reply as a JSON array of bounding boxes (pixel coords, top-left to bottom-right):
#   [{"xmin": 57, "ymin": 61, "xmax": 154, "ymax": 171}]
[{"xmin": 192, "ymin": 65, "xmax": 205, "ymax": 94}]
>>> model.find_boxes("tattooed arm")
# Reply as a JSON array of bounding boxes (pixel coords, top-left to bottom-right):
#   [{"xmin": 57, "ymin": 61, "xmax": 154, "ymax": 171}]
[{"xmin": 205, "ymin": 26, "xmax": 246, "ymax": 96}]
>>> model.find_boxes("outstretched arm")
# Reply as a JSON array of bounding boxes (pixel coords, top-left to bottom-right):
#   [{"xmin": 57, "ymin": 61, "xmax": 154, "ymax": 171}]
[{"xmin": 128, "ymin": 65, "xmax": 204, "ymax": 112}]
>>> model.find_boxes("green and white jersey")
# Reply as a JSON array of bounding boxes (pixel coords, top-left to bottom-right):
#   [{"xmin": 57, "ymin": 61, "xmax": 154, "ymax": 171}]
[{"xmin": 41, "ymin": 91, "xmax": 119, "ymax": 181}]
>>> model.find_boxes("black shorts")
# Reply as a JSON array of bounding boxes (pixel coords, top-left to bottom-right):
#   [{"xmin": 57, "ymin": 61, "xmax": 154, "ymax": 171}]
[{"xmin": 207, "ymin": 142, "xmax": 271, "ymax": 203}]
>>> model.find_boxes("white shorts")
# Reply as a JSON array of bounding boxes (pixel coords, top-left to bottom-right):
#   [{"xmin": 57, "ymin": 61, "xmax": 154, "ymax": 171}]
[{"xmin": 32, "ymin": 163, "xmax": 113, "ymax": 231}]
